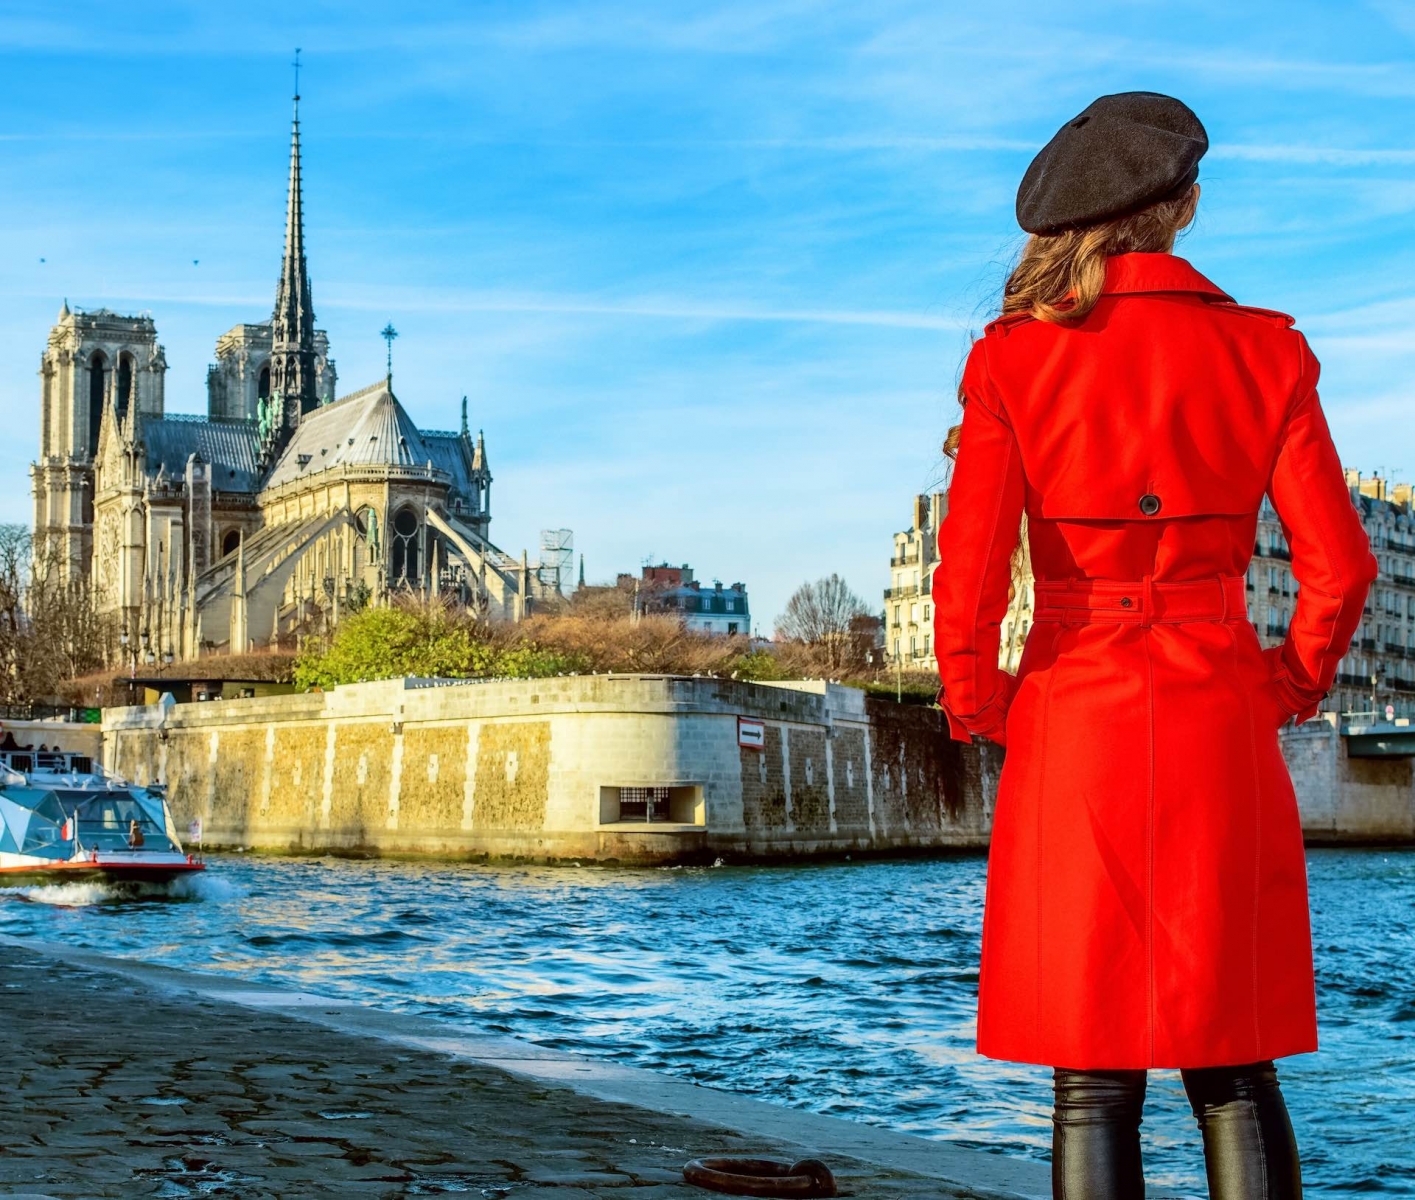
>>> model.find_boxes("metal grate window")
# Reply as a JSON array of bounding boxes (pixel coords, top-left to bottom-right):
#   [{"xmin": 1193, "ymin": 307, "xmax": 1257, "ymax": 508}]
[{"xmin": 617, "ymin": 786, "xmax": 671, "ymax": 822}]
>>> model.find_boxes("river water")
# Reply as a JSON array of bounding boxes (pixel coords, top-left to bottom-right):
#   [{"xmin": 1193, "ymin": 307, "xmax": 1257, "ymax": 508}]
[{"xmin": 2, "ymin": 848, "xmax": 1411, "ymax": 1196}]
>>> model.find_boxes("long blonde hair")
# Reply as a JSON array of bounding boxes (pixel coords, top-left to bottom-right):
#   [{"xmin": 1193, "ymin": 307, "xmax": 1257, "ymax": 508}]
[{"xmin": 944, "ymin": 186, "xmax": 1198, "ymax": 462}]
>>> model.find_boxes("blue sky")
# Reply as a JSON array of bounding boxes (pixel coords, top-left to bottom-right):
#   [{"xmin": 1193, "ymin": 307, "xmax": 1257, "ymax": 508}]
[{"xmin": 2, "ymin": 1, "xmax": 1413, "ymax": 629}]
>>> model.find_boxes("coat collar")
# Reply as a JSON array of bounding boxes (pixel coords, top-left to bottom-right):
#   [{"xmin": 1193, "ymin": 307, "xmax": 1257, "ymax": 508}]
[{"xmin": 1101, "ymin": 253, "xmax": 1232, "ymax": 302}]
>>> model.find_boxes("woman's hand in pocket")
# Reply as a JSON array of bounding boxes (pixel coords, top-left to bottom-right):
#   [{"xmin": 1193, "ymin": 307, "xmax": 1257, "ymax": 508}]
[{"xmin": 1259, "ymin": 645, "xmax": 1308, "ymax": 729}]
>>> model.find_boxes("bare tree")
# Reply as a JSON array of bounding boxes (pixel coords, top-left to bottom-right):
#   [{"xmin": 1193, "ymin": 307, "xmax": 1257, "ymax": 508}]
[
  {"xmin": 0, "ymin": 525, "xmax": 116, "ymax": 704},
  {"xmin": 775, "ymin": 574, "xmax": 872, "ymax": 672},
  {"xmin": 0, "ymin": 525, "xmax": 26, "ymax": 703}
]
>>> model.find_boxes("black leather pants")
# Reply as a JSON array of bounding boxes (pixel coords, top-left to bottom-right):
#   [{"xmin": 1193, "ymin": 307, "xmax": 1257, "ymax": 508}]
[{"xmin": 1051, "ymin": 1061, "xmax": 1302, "ymax": 1199}]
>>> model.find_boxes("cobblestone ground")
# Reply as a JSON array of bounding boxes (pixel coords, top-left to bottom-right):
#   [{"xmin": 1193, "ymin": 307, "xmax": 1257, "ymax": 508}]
[{"xmin": 0, "ymin": 950, "xmax": 944, "ymax": 1199}]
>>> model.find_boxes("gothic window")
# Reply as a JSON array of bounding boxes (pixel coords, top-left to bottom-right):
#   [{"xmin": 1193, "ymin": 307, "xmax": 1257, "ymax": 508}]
[
  {"xmin": 221, "ymin": 529, "xmax": 241, "ymax": 558},
  {"xmin": 390, "ymin": 507, "xmax": 420, "ymax": 584},
  {"xmin": 258, "ymin": 363, "xmax": 271, "ymax": 401},
  {"xmin": 117, "ymin": 353, "xmax": 135, "ymax": 424},
  {"xmin": 87, "ymin": 351, "xmax": 107, "ymax": 453},
  {"xmin": 351, "ymin": 506, "xmax": 379, "ymax": 576}
]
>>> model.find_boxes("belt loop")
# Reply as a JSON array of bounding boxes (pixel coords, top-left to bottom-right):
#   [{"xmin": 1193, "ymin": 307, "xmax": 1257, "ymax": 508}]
[
  {"xmin": 1141, "ymin": 574, "xmax": 1155, "ymax": 628},
  {"xmin": 1219, "ymin": 575, "xmax": 1229, "ymax": 621}
]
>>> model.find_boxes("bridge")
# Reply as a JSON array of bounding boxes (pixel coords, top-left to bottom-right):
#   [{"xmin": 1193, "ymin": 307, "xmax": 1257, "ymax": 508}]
[{"xmin": 1340, "ymin": 718, "xmax": 1415, "ymax": 758}]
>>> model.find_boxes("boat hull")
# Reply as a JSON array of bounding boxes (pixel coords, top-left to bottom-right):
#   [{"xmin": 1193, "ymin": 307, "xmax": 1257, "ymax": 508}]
[{"xmin": 0, "ymin": 861, "xmax": 206, "ymax": 887}]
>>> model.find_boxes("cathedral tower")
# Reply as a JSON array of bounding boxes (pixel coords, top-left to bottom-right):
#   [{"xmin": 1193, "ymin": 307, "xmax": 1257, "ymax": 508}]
[
  {"xmin": 261, "ymin": 87, "xmax": 320, "ymax": 463},
  {"xmin": 31, "ymin": 305, "xmax": 166, "ymax": 578}
]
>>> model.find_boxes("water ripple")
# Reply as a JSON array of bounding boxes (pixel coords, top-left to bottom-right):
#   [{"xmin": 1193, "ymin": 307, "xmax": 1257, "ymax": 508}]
[{"xmin": 1, "ymin": 849, "xmax": 1410, "ymax": 1195}]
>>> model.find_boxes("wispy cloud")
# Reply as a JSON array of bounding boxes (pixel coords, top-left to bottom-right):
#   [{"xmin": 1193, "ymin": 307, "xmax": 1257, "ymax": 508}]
[{"xmin": 0, "ymin": 0, "xmax": 1412, "ymax": 620}]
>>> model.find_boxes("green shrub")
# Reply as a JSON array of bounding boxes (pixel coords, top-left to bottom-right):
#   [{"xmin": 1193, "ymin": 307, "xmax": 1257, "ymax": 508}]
[{"xmin": 293, "ymin": 604, "xmax": 583, "ymax": 689}]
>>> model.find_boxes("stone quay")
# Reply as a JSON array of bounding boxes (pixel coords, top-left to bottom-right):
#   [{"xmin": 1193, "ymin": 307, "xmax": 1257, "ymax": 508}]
[
  {"xmin": 90, "ymin": 673, "xmax": 1415, "ymax": 862},
  {"xmin": 0, "ymin": 935, "xmax": 1050, "ymax": 1199},
  {"xmin": 102, "ymin": 675, "xmax": 999, "ymax": 863}
]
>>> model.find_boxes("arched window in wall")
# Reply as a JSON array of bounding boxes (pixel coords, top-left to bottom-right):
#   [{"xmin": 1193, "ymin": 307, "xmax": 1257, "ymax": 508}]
[
  {"xmin": 390, "ymin": 506, "xmax": 420, "ymax": 584},
  {"xmin": 117, "ymin": 353, "xmax": 135, "ymax": 424},
  {"xmin": 258, "ymin": 363, "xmax": 271, "ymax": 402},
  {"xmin": 353, "ymin": 506, "xmax": 380, "ymax": 577},
  {"xmin": 87, "ymin": 351, "xmax": 107, "ymax": 453},
  {"xmin": 221, "ymin": 529, "xmax": 242, "ymax": 558}
]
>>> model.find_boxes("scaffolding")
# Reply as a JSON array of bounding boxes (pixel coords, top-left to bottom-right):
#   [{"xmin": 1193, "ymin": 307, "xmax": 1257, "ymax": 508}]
[{"xmin": 537, "ymin": 528, "xmax": 574, "ymax": 594}]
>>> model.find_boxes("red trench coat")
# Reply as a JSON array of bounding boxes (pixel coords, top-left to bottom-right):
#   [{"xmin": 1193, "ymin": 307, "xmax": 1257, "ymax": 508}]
[{"xmin": 933, "ymin": 253, "xmax": 1378, "ymax": 1069}]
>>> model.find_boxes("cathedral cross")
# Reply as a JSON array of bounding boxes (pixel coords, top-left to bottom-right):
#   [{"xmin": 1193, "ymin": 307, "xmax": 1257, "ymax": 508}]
[{"xmin": 381, "ymin": 323, "xmax": 399, "ymax": 380}]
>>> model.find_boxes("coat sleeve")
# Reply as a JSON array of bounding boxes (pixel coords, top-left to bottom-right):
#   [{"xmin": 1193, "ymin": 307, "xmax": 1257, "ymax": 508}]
[
  {"xmin": 1265, "ymin": 334, "xmax": 1379, "ymax": 723},
  {"xmin": 932, "ymin": 340, "xmax": 1026, "ymax": 745}
]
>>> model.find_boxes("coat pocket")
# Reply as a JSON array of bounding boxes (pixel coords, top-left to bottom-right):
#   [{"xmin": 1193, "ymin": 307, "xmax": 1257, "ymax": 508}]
[{"xmin": 1260, "ymin": 644, "xmax": 1303, "ymax": 728}]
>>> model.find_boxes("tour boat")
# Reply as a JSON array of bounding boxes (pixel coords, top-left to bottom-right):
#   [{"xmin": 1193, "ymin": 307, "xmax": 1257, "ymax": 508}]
[{"xmin": 0, "ymin": 747, "xmax": 203, "ymax": 886}]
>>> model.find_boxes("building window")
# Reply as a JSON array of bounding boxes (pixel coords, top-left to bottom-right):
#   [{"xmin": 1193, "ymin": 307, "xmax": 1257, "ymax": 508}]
[
  {"xmin": 221, "ymin": 529, "xmax": 241, "ymax": 558},
  {"xmin": 117, "ymin": 352, "xmax": 135, "ymax": 423},
  {"xmin": 353, "ymin": 506, "xmax": 380, "ymax": 577},
  {"xmin": 390, "ymin": 506, "xmax": 420, "ymax": 583},
  {"xmin": 599, "ymin": 785, "xmax": 704, "ymax": 825},
  {"xmin": 87, "ymin": 351, "xmax": 107, "ymax": 453},
  {"xmin": 258, "ymin": 363, "xmax": 271, "ymax": 401},
  {"xmin": 923, "ymin": 603, "xmax": 930, "ymax": 621}
]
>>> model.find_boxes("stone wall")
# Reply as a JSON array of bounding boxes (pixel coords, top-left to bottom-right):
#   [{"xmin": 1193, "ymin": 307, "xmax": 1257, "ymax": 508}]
[
  {"xmin": 103, "ymin": 676, "xmax": 999, "ymax": 863},
  {"xmin": 1281, "ymin": 717, "xmax": 1415, "ymax": 844},
  {"xmin": 102, "ymin": 681, "xmax": 1409, "ymax": 861}
]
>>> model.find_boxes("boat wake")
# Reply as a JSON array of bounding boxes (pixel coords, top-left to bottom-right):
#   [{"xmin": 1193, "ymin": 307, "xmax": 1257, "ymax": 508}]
[{"xmin": 2, "ymin": 872, "xmax": 243, "ymax": 908}]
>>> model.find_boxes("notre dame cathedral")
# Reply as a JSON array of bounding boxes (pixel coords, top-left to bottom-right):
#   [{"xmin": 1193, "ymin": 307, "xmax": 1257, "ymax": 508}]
[{"xmin": 30, "ymin": 93, "xmax": 550, "ymax": 661}]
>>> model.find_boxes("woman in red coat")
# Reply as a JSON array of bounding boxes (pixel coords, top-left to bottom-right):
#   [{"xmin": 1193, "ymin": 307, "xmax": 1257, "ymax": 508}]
[{"xmin": 933, "ymin": 93, "xmax": 1378, "ymax": 1198}]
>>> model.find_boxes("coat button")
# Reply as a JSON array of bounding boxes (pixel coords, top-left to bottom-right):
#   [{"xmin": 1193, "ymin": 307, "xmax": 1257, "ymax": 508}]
[
  {"xmin": 1138, "ymin": 493, "xmax": 1162, "ymax": 516},
  {"xmin": 1120, "ymin": 597, "xmax": 1133, "ymax": 608}
]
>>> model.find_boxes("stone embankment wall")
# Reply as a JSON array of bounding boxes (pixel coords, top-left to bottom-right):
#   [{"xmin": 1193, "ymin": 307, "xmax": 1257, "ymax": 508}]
[
  {"xmin": 103, "ymin": 676, "xmax": 999, "ymax": 862},
  {"xmin": 1281, "ymin": 717, "xmax": 1415, "ymax": 844}
]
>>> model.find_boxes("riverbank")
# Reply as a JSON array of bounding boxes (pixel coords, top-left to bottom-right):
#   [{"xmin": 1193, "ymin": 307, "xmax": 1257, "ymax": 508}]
[
  {"xmin": 95, "ymin": 676, "xmax": 1415, "ymax": 864},
  {"xmin": 103, "ymin": 675, "xmax": 999, "ymax": 863},
  {"xmin": 0, "ymin": 935, "xmax": 1051, "ymax": 1199},
  {"xmin": 5, "ymin": 852, "xmax": 1408, "ymax": 1194}
]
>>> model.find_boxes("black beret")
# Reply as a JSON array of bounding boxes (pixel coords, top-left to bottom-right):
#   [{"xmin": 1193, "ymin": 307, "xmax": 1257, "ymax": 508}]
[{"xmin": 1016, "ymin": 92, "xmax": 1208, "ymax": 235}]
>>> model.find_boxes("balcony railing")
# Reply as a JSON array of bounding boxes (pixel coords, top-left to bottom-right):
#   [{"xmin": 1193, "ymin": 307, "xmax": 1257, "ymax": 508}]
[{"xmin": 890, "ymin": 552, "xmax": 920, "ymax": 568}]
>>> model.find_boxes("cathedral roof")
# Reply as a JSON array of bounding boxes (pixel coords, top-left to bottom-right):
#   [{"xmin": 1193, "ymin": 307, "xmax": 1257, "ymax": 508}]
[
  {"xmin": 422, "ymin": 431, "xmax": 475, "ymax": 501},
  {"xmin": 263, "ymin": 380, "xmax": 442, "ymax": 490},
  {"xmin": 143, "ymin": 415, "xmax": 262, "ymax": 493}
]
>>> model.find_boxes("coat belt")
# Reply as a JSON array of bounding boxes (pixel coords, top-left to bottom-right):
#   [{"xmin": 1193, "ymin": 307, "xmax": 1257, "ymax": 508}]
[{"xmin": 1032, "ymin": 575, "xmax": 1246, "ymax": 626}]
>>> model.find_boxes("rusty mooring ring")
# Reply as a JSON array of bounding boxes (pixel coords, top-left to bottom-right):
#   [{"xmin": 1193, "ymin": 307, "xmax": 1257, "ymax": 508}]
[{"xmin": 683, "ymin": 1157, "xmax": 836, "ymax": 1198}]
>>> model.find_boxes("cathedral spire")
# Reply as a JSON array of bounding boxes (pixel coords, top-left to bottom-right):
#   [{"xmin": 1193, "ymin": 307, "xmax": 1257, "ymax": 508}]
[{"xmin": 263, "ymin": 51, "xmax": 318, "ymax": 464}]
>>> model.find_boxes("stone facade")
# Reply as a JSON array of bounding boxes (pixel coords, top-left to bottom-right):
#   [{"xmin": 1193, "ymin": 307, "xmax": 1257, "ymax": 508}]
[
  {"xmin": 885, "ymin": 492, "xmax": 1033, "ymax": 672},
  {"xmin": 97, "ymin": 678, "xmax": 1414, "ymax": 856},
  {"xmin": 623, "ymin": 563, "xmax": 750, "ymax": 636},
  {"xmin": 31, "ymin": 96, "xmax": 549, "ymax": 665},
  {"xmin": 103, "ymin": 676, "xmax": 999, "ymax": 862},
  {"xmin": 1280, "ymin": 716, "xmax": 1415, "ymax": 843},
  {"xmin": 32, "ymin": 308, "xmax": 166, "ymax": 579},
  {"xmin": 1250, "ymin": 472, "xmax": 1415, "ymax": 719}
]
